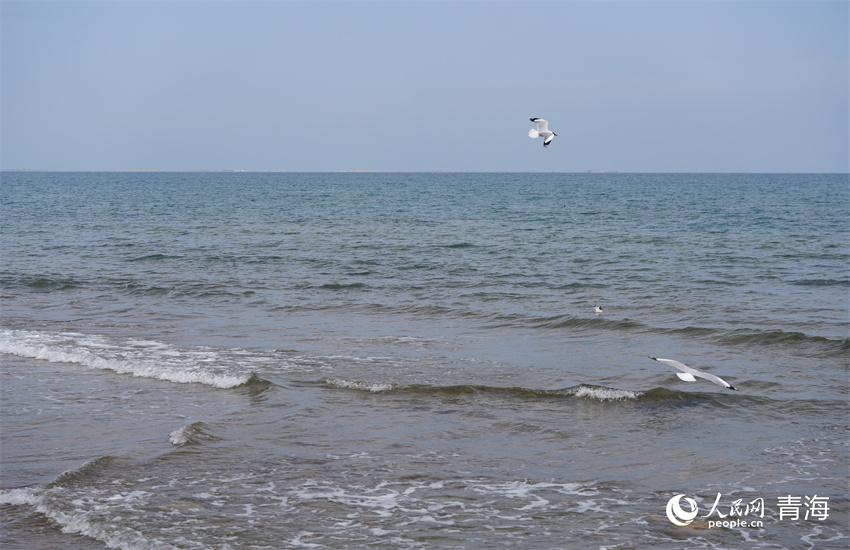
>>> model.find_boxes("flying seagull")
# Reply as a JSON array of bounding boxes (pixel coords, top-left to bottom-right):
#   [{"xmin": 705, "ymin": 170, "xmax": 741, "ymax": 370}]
[
  {"xmin": 529, "ymin": 118, "xmax": 558, "ymax": 147},
  {"xmin": 649, "ymin": 356, "xmax": 738, "ymax": 391}
]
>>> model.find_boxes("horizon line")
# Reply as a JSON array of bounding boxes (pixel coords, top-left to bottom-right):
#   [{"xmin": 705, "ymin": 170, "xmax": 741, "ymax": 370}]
[{"xmin": 3, "ymin": 169, "xmax": 848, "ymax": 175}]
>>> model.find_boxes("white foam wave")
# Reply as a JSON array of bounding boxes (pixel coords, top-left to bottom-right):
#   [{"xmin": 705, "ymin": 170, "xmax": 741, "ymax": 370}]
[
  {"xmin": 0, "ymin": 329, "xmax": 252, "ymax": 389},
  {"xmin": 168, "ymin": 425, "xmax": 193, "ymax": 446},
  {"xmin": 283, "ymin": 476, "xmax": 601, "ymax": 540},
  {"xmin": 3, "ymin": 471, "xmax": 608, "ymax": 549},
  {"xmin": 324, "ymin": 377, "xmax": 397, "ymax": 392},
  {"xmin": 0, "ymin": 487, "xmax": 175, "ymax": 550},
  {"xmin": 168, "ymin": 422, "xmax": 215, "ymax": 446},
  {"xmin": 0, "ymin": 487, "xmax": 41, "ymax": 507},
  {"xmin": 568, "ymin": 385, "xmax": 640, "ymax": 401},
  {"xmin": 470, "ymin": 480, "xmax": 595, "ymax": 499}
]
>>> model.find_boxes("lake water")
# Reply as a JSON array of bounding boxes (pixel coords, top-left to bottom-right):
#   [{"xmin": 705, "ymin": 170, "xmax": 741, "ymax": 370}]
[{"xmin": 1, "ymin": 171, "xmax": 848, "ymax": 549}]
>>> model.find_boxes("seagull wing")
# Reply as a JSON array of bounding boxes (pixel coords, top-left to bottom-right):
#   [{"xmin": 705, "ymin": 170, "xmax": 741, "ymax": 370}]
[
  {"xmin": 531, "ymin": 118, "xmax": 550, "ymax": 133},
  {"xmin": 650, "ymin": 357, "xmax": 692, "ymax": 373},
  {"xmin": 543, "ymin": 133, "xmax": 555, "ymax": 146},
  {"xmin": 649, "ymin": 356, "xmax": 737, "ymax": 391},
  {"xmin": 692, "ymin": 370, "xmax": 737, "ymax": 391}
]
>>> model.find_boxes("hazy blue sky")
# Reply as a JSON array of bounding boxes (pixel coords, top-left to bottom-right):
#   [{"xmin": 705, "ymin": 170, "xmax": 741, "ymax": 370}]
[{"xmin": 2, "ymin": 1, "xmax": 847, "ymax": 172}]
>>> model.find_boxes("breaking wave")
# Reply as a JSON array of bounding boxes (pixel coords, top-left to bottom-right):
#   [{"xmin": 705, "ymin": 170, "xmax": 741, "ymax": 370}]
[
  {"xmin": 322, "ymin": 378, "xmax": 641, "ymax": 402},
  {"xmin": 318, "ymin": 378, "xmax": 757, "ymax": 407},
  {"xmin": 168, "ymin": 422, "xmax": 219, "ymax": 447},
  {"xmin": 47, "ymin": 455, "xmax": 124, "ymax": 489},
  {"xmin": 0, "ymin": 329, "xmax": 258, "ymax": 389},
  {"xmin": 0, "ymin": 484, "xmax": 173, "ymax": 550}
]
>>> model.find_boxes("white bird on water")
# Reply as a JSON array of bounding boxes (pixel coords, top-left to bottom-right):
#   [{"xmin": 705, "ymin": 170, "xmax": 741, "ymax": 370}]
[
  {"xmin": 593, "ymin": 305, "xmax": 604, "ymax": 316},
  {"xmin": 529, "ymin": 118, "xmax": 558, "ymax": 147},
  {"xmin": 649, "ymin": 356, "xmax": 738, "ymax": 391}
]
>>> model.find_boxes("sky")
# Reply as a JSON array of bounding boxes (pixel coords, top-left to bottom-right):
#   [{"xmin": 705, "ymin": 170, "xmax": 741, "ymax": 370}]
[{"xmin": 2, "ymin": 1, "xmax": 847, "ymax": 173}]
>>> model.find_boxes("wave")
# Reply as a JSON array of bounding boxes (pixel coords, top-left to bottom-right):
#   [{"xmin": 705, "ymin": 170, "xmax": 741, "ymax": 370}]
[
  {"xmin": 318, "ymin": 378, "xmax": 775, "ymax": 407},
  {"xmin": 0, "ymin": 274, "xmax": 82, "ymax": 291},
  {"xmin": 47, "ymin": 455, "xmax": 123, "ymax": 489},
  {"xmin": 713, "ymin": 328, "xmax": 849, "ymax": 349},
  {"xmin": 789, "ymin": 278, "xmax": 850, "ymax": 287},
  {"xmin": 2, "ymin": 456, "xmax": 170, "ymax": 549},
  {"xmin": 324, "ymin": 377, "xmax": 397, "ymax": 393},
  {"xmin": 0, "ymin": 484, "xmax": 172, "ymax": 550},
  {"xmin": 294, "ymin": 302, "xmax": 845, "ymax": 358},
  {"xmin": 127, "ymin": 253, "xmax": 182, "ymax": 262},
  {"xmin": 666, "ymin": 326, "xmax": 849, "ymax": 354},
  {"xmin": 525, "ymin": 314, "xmax": 645, "ymax": 332},
  {"xmin": 0, "ymin": 329, "xmax": 261, "ymax": 389},
  {"xmin": 322, "ymin": 378, "xmax": 645, "ymax": 402},
  {"xmin": 320, "ymin": 282, "xmax": 369, "ymax": 291},
  {"xmin": 481, "ymin": 313, "xmax": 847, "ymax": 356},
  {"xmin": 1, "ymin": 272, "xmax": 259, "ymax": 300},
  {"xmin": 168, "ymin": 422, "xmax": 219, "ymax": 447}
]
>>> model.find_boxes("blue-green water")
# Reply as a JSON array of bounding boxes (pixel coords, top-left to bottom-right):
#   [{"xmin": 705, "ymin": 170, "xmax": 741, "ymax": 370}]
[{"xmin": 1, "ymin": 172, "xmax": 848, "ymax": 549}]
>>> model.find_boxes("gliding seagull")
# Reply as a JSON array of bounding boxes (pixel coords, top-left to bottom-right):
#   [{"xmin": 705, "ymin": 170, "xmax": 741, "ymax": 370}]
[
  {"xmin": 649, "ymin": 356, "xmax": 738, "ymax": 391},
  {"xmin": 529, "ymin": 118, "xmax": 558, "ymax": 147}
]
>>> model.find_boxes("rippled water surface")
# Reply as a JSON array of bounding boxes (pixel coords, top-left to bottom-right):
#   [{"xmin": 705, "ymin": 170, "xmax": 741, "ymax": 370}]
[{"xmin": 1, "ymin": 172, "xmax": 848, "ymax": 549}]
